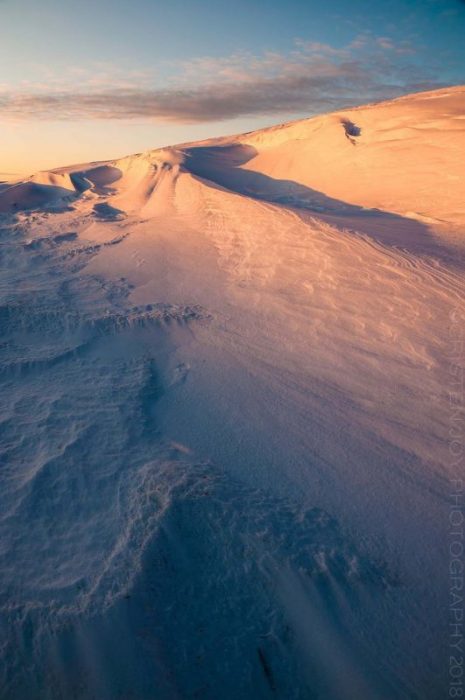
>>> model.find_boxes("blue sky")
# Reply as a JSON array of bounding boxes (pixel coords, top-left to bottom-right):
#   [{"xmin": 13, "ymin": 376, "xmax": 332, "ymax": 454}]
[{"xmin": 1, "ymin": 0, "xmax": 464, "ymax": 173}]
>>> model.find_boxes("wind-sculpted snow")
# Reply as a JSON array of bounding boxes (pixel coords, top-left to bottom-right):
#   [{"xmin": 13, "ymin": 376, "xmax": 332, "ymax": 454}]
[
  {"xmin": 0, "ymin": 213, "xmax": 208, "ymax": 694},
  {"xmin": 0, "ymin": 210, "xmax": 398, "ymax": 699},
  {"xmin": 1, "ymin": 88, "xmax": 464, "ymax": 699}
]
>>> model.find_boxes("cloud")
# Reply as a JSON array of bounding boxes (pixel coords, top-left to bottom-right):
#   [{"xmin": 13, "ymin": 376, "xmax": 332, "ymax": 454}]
[{"xmin": 0, "ymin": 37, "xmax": 445, "ymax": 124}]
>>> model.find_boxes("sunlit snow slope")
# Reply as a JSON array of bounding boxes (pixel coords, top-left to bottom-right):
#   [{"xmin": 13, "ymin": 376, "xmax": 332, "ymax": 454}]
[{"xmin": 1, "ymin": 86, "xmax": 464, "ymax": 699}]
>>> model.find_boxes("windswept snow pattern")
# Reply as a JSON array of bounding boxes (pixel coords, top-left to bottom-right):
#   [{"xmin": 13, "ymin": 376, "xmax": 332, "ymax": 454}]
[
  {"xmin": 0, "ymin": 212, "xmax": 205, "ymax": 696},
  {"xmin": 0, "ymin": 204, "xmax": 404, "ymax": 700},
  {"xmin": 1, "ymin": 88, "xmax": 464, "ymax": 699},
  {"xmin": 0, "ymin": 209, "xmax": 400, "ymax": 700}
]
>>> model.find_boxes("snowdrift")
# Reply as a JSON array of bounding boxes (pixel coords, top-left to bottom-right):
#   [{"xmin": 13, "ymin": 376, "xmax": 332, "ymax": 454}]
[
  {"xmin": 181, "ymin": 85, "xmax": 465, "ymax": 227},
  {"xmin": 2, "ymin": 86, "xmax": 463, "ymax": 230},
  {"xmin": 1, "ymin": 86, "xmax": 464, "ymax": 699}
]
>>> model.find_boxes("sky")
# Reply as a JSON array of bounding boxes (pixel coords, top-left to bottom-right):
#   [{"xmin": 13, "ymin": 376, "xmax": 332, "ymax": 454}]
[{"xmin": 0, "ymin": 0, "xmax": 464, "ymax": 174}]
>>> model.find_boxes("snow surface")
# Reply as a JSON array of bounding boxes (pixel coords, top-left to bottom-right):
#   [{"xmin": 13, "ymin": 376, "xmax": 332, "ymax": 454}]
[{"xmin": 0, "ymin": 86, "xmax": 464, "ymax": 699}]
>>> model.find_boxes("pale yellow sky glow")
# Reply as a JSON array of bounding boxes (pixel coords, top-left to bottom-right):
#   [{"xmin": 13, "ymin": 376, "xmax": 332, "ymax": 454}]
[{"xmin": 0, "ymin": 117, "xmax": 270, "ymax": 176}]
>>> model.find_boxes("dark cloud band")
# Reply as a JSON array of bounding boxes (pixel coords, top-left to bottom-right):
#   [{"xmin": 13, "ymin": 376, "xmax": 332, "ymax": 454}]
[{"xmin": 0, "ymin": 44, "xmax": 444, "ymax": 123}]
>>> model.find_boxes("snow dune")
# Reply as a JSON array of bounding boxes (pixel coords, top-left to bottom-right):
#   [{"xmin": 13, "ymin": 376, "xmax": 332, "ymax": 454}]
[
  {"xmin": 0, "ymin": 86, "xmax": 464, "ymax": 699},
  {"xmin": 183, "ymin": 85, "xmax": 465, "ymax": 228}
]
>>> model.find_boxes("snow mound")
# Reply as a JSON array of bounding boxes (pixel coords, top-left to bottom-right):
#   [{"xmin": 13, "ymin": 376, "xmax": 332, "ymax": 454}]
[
  {"xmin": 180, "ymin": 85, "xmax": 465, "ymax": 227},
  {"xmin": 3, "ymin": 87, "xmax": 464, "ymax": 229},
  {"xmin": 110, "ymin": 148, "xmax": 186, "ymax": 216}
]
